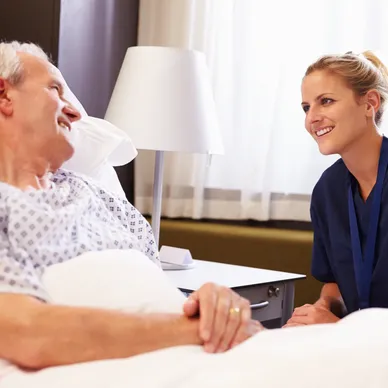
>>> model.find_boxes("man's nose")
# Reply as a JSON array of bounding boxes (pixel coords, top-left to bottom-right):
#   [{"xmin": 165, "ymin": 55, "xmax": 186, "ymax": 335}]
[{"xmin": 63, "ymin": 103, "xmax": 82, "ymax": 123}]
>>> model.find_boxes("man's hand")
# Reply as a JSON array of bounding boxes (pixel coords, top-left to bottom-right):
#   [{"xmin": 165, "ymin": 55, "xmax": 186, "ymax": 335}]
[
  {"xmin": 231, "ymin": 319, "xmax": 265, "ymax": 348},
  {"xmin": 183, "ymin": 283, "xmax": 257, "ymax": 353},
  {"xmin": 283, "ymin": 303, "xmax": 340, "ymax": 328}
]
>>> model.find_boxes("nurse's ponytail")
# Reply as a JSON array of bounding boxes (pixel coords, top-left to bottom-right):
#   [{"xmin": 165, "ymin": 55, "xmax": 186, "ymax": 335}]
[{"xmin": 362, "ymin": 51, "xmax": 388, "ymax": 80}]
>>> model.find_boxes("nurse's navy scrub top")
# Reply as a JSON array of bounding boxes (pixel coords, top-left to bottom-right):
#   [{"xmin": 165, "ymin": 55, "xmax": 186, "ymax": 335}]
[{"xmin": 311, "ymin": 154, "xmax": 388, "ymax": 314}]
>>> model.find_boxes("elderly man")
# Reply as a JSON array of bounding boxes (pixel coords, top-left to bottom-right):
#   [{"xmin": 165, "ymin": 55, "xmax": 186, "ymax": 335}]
[{"xmin": 0, "ymin": 41, "xmax": 262, "ymax": 376}]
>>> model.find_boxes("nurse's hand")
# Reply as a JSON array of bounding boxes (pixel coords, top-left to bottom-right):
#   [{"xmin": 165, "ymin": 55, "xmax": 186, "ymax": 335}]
[
  {"xmin": 183, "ymin": 282, "xmax": 253, "ymax": 353},
  {"xmin": 283, "ymin": 303, "xmax": 340, "ymax": 327}
]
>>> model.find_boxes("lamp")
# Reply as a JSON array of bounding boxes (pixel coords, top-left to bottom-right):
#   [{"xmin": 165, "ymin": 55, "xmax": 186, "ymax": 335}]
[{"xmin": 105, "ymin": 46, "xmax": 224, "ymax": 268}]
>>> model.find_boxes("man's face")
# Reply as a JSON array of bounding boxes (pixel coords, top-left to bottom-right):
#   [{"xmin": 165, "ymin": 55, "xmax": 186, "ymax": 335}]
[{"xmin": 4, "ymin": 53, "xmax": 81, "ymax": 172}]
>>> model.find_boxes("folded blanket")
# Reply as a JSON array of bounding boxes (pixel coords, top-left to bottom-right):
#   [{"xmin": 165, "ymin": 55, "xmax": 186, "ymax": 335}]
[{"xmin": 1, "ymin": 250, "xmax": 387, "ymax": 388}]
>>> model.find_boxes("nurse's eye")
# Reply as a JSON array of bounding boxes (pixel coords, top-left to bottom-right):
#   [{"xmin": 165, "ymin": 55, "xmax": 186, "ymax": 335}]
[
  {"xmin": 302, "ymin": 104, "xmax": 310, "ymax": 113},
  {"xmin": 321, "ymin": 97, "xmax": 334, "ymax": 105}
]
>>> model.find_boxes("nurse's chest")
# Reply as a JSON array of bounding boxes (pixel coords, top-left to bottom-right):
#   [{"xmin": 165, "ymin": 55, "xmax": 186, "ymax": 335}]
[{"xmin": 326, "ymin": 190, "xmax": 388, "ymax": 268}]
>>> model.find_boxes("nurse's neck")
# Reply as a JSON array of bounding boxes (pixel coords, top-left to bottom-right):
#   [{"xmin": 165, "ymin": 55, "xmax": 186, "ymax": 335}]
[{"xmin": 341, "ymin": 130, "xmax": 383, "ymax": 202}]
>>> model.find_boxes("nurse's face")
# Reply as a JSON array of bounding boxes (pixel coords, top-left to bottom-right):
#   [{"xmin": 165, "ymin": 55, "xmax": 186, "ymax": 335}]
[{"xmin": 301, "ymin": 70, "xmax": 369, "ymax": 156}]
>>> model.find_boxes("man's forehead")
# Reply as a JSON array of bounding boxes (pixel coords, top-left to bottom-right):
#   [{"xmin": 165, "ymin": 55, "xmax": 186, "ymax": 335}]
[
  {"xmin": 18, "ymin": 52, "xmax": 64, "ymax": 82},
  {"xmin": 49, "ymin": 64, "xmax": 66, "ymax": 85}
]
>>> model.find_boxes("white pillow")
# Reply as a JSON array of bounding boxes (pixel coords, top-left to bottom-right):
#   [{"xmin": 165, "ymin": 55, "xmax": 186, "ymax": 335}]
[
  {"xmin": 42, "ymin": 249, "xmax": 186, "ymax": 314},
  {"xmin": 59, "ymin": 72, "xmax": 137, "ymax": 196},
  {"xmin": 62, "ymin": 116, "xmax": 138, "ymax": 176}
]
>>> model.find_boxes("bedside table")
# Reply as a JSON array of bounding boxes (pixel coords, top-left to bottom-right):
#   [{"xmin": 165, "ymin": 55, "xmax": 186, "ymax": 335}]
[{"xmin": 164, "ymin": 260, "xmax": 306, "ymax": 328}]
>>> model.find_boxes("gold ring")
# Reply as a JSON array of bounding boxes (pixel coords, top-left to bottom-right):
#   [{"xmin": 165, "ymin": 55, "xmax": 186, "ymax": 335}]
[{"xmin": 229, "ymin": 306, "xmax": 240, "ymax": 315}]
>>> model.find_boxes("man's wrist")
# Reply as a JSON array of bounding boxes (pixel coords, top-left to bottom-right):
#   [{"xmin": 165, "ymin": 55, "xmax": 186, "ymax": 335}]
[{"xmin": 175, "ymin": 316, "xmax": 203, "ymax": 346}]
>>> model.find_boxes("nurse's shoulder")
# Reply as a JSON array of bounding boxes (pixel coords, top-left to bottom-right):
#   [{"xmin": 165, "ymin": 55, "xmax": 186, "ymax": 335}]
[{"xmin": 311, "ymin": 158, "xmax": 349, "ymax": 210}]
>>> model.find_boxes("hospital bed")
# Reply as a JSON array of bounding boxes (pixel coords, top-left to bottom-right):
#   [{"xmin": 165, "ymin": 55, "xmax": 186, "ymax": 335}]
[
  {"xmin": 1, "ymin": 250, "xmax": 388, "ymax": 388},
  {"xmin": 0, "ymin": 81, "xmax": 387, "ymax": 388}
]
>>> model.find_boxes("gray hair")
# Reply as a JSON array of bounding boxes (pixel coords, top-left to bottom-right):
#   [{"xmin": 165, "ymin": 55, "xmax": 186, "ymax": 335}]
[{"xmin": 0, "ymin": 41, "xmax": 49, "ymax": 85}]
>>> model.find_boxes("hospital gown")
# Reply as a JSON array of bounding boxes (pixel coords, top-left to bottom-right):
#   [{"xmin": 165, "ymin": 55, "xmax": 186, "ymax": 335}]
[{"xmin": 0, "ymin": 169, "xmax": 159, "ymax": 302}]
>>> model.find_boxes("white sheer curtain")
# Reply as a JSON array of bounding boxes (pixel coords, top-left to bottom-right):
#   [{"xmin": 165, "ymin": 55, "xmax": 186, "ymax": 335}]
[{"xmin": 135, "ymin": 0, "xmax": 388, "ymax": 221}]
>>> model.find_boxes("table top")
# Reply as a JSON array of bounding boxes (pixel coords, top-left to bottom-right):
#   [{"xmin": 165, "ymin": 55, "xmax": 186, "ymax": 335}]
[{"xmin": 164, "ymin": 259, "xmax": 306, "ymax": 291}]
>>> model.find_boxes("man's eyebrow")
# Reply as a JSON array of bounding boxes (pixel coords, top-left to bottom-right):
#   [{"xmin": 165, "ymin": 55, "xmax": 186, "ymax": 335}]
[{"xmin": 301, "ymin": 93, "xmax": 335, "ymax": 105}]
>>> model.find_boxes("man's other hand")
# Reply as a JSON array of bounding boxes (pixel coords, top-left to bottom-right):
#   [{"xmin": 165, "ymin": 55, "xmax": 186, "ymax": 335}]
[{"xmin": 183, "ymin": 283, "xmax": 264, "ymax": 353}]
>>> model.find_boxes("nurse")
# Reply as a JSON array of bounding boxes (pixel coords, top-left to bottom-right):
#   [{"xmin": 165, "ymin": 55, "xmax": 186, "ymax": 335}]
[{"xmin": 285, "ymin": 51, "xmax": 388, "ymax": 327}]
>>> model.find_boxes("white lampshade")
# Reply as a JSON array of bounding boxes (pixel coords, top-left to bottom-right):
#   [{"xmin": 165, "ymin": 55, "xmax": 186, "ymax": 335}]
[{"xmin": 105, "ymin": 46, "xmax": 224, "ymax": 155}]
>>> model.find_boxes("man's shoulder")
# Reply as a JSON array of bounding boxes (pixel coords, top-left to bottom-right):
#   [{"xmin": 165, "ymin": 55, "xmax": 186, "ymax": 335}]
[
  {"xmin": 53, "ymin": 168, "xmax": 84, "ymax": 181},
  {"xmin": 53, "ymin": 169, "xmax": 98, "ymax": 189},
  {"xmin": 54, "ymin": 169, "xmax": 130, "ymax": 205}
]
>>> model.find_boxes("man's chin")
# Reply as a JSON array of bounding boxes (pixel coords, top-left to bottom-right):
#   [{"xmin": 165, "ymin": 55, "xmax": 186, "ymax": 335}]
[
  {"xmin": 65, "ymin": 142, "xmax": 75, "ymax": 162},
  {"xmin": 51, "ymin": 142, "xmax": 75, "ymax": 171}
]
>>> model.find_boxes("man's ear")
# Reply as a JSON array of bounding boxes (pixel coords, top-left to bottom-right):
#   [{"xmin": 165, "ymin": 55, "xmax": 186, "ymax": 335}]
[
  {"xmin": 0, "ymin": 78, "xmax": 13, "ymax": 117},
  {"xmin": 364, "ymin": 89, "xmax": 381, "ymax": 120}
]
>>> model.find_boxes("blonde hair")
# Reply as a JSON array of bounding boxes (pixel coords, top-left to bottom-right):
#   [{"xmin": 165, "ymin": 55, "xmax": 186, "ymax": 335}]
[
  {"xmin": 305, "ymin": 51, "xmax": 388, "ymax": 125},
  {"xmin": 0, "ymin": 41, "xmax": 49, "ymax": 85}
]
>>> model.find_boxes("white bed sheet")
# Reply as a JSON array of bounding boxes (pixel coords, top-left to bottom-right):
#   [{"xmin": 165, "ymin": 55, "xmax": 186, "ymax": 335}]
[{"xmin": 1, "ymin": 250, "xmax": 387, "ymax": 388}]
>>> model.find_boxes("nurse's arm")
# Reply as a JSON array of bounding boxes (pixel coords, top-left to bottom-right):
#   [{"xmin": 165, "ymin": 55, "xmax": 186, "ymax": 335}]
[{"xmin": 315, "ymin": 283, "xmax": 347, "ymax": 318}]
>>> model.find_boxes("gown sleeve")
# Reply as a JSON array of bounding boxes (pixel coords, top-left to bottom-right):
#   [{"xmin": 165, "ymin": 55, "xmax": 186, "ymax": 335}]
[{"xmin": 0, "ymin": 233, "xmax": 50, "ymax": 302}]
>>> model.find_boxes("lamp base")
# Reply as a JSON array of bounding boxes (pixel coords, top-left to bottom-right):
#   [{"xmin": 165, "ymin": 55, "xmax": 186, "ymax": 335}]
[{"xmin": 160, "ymin": 245, "xmax": 196, "ymax": 270}]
